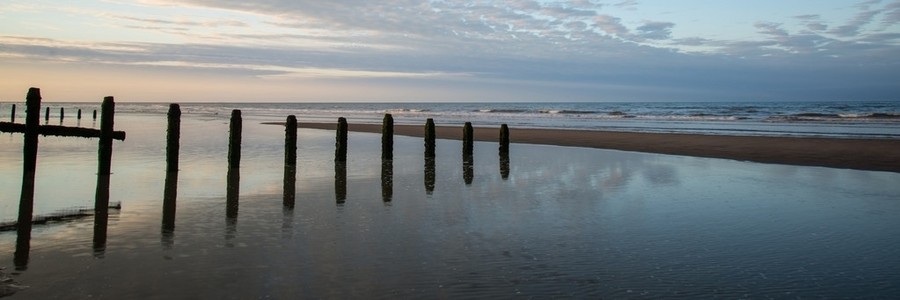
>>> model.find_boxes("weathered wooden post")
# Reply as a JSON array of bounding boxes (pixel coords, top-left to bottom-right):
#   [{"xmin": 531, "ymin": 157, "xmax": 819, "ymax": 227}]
[
  {"xmin": 44, "ymin": 107, "xmax": 50, "ymax": 122},
  {"xmin": 499, "ymin": 124, "xmax": 510, "ymax": 179},
  {"xmin": 226, "ymin": 110, "xmax": 241, "ymax": 218},
  {"xmin": 499, "ymin": 124, "xmax": 509, "ymax": 155},
  {"xmin": 462, "ymin": 122, "xmax": 474, "ymax": 184},
  {"xmin": 463, "ymin": 122, "xmax": 474, "ymax": 157},
  {"xmin": 59, "ymin": 107, "xmax": 64, "ymax": 121},
  {"xmin": 335, "ymin": 117, "xmax": 348, "ymax": 162},
  {"xmin": 424, "ymin": 118, "xmax": 435, "ymax": 157},
  {"xmin": 17, "ymin": 88, "xmax": 40, "ymax": 228},
  {"xmin": 382, "ymin": 114, "xmax": 393, "ymax": 160},
  {"xmin": 283, "ymin": 115, "xmax": 297, "ymax": 208},
  {"xmin": 93, "ymin": 96, "xmax": 115, "ymax": 256},
  {"xmin": 424, "ymin": 118, "xmax": 437, "ymax": 194},
  {"xmin": 15, "ymin": 88, "xmax": 41, "ymax": 270},
  {"xmin": 95, "ymin": 97, "xmax": 115, "ymax": 213},
  {"xmin": 92, "ymin": 110, "xmax": 97, "ymax": 120},
  {"xmin": 10, "ymin": 104, "xmax": 16, "ymax": 122},
  {"xmin": 77, "ymin": 109, "xmax": 82, "ymax": 120},
  {"xmin": 162, "ymin": 104, "xmax": 181, "ymax": 230}
]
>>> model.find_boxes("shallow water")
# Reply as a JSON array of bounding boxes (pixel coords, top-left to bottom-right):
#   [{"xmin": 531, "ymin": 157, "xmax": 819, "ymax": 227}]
[{"xmin": 1, "ymin": 113, "xmax": 899, "ymax": 298}]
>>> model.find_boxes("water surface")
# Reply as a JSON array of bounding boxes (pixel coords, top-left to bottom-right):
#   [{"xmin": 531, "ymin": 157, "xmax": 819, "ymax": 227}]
[{"xmin": 1, "ymin": 113, "xmax": 899, "ymax": 298}]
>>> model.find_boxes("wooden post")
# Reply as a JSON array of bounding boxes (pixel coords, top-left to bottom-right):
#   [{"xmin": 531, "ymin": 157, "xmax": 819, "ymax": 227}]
[
  {"xmin": 59, "ymin": 107, "xmax": 64, "ymax": 121},
  {"xmin": 382, "ymin": 114, "xmax": 393, "ymax": 160},
  {"xmin": 463, "ymin": 122, "xmax": 474, "ymax": 185},
  {"xmin": 335, "ymin": 117, "xmax": 348, "ymax": 162},
  {"xmin": 10, "ymin": 104, "xmax": 15, "ymax": 122},
  {"xmin": 95, "ymin": 97, "xmax": 115, "ymax": 214},
  {"xmin": 44, "ymin": 107, "xmax": 49, "ymax": 122},
  {"xmin": 15, "ymin": 88, "xmax": 41, "ymax": 270},
  {"xmin": 499, "ymin": 124, "xmax": 509, "ymax": 155},
  {"xmin": 93, "ymin": 110, "xmax": 97, "ymax": 120},
  {"xmin": 424, "ymin": 118, "xmax": 435, "ymax": 157},
  {"xmin": 93, "ymin": 96, "xmax": 115, "ymax": 256},
  {"xmin": 283, "ymin": 115, "xmax": 297, "ymax": 208},
  {"xmin": 77, "ymin": 109, "xmax": 82, "ymax": 120},
  {"xmin": 463, "ymin": 122, "xmax": 474, "ymax": 157},
  {"xmin": 17, "ymin": 88, "xmax": 40, "ymax": 227},
  {"xmin": 162, "ymin": 104, "xmax": 181, "ymax": 230},
  {"xmin": 226, "ymin": 110, "xmax": 241, "ymax": 218}
]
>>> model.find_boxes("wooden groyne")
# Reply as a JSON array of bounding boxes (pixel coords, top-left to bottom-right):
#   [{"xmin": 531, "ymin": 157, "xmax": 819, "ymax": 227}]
[
  {"xmin": 1, "ymin": 87, "xmax": 127, "ymax": 269},
  {"xmin": 4, "ymin": 89, "xmax": 515, "ymax": 268}
]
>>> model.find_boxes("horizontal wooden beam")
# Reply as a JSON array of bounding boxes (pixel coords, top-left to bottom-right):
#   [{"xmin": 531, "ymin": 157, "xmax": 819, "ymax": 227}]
[{"xmin": 0, "ymin": 122, "xmax": 125, "ymax": 140}]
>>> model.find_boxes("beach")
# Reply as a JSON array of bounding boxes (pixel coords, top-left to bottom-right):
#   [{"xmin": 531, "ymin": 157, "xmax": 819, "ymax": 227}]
[{"xmin": 297, "ymin": 122, "xmax": 900, "ymax": 173}]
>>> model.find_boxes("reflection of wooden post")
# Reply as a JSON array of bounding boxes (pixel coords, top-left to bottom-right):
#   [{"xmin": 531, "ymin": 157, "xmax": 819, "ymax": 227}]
[
  {"xmin": 424, "ymin": 118, "xmax": 435, "ymax": 157},
  {"xmin": 335, "ymin": 161, "xmax": 347, "ymax": 204},
  {"xmin": 463, "ymin": 122, "xmax": 473, "ymax": 157},
  {"xmin": 226, "ymin": 110, "xmax": 242, "ymax": 218},
  {"xmin": 463, "ymin": 154, "xmax": 474, "ymax": 185},
  {"xmin": 162, "ymin": 104, "xmax": 181, "ymax": 230},
  {"xmin": 335, "ymin": 117, "xmax": 348, "ymax": 162},
  {"xmin": 382, "ymin": 114, "xmax": 393, "ymax": 160},
  {"xmin": 382, "ymin": 160, "xmax": 393, "ymax": 202},
  {"xmin": 424, "ymin": 156, "xmax": 435, "ymax": 194},
  {"xmin": 283, "ymin": 115, "xmax": 297, "ymax": 208},
  {"xmin": 500, "ymin": 153, "xmax": 510, "ymax": 180}
]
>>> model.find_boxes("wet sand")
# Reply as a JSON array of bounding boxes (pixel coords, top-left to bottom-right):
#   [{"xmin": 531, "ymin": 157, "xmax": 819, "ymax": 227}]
[{"xmin": 296, "ymin": 122, "xmax": 900, "ymax": 173}]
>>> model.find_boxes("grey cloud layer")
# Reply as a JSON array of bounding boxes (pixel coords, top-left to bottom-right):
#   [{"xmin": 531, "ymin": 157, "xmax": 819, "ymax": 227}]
[{"xmin": 3, "ymin": 0, "xmax": 899, "ymax": 100}]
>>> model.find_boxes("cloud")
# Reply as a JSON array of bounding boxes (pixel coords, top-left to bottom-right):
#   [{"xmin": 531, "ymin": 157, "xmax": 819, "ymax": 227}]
[
  {"xmin": 2, "ymin": 0, "xmax": 900, "ymax": 102},
  {"xmin": 636, "ymin": 21, "xmax": 675, "ymax": 40},
  {"xmin": 883, "ymin": 1, "xmax": 900, "ymax": 25}
]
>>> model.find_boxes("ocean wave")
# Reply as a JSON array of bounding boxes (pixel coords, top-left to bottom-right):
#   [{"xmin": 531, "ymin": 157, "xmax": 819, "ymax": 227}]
[
  {"xmin": 767, "ymin": 112, "xmax": 900, "ymax": 122},
  {"xmin": 538, "ymin": 109, "xmax": 597, "ymax": 114},
  {"xmin": 476, "ymin": 109, "xmax": 528, "ymax": 113}
]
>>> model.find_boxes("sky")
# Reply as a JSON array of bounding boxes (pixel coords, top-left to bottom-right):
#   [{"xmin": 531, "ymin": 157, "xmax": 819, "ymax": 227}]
[{"xmin": 1, "ymin": 0, "xmax": 899, "ymax": 102}]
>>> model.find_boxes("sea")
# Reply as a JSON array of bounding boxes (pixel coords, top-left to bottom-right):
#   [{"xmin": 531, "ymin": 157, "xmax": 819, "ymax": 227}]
[{"xmin": 3, "ymin": 100, "xmax": 899, "ymax": 139}]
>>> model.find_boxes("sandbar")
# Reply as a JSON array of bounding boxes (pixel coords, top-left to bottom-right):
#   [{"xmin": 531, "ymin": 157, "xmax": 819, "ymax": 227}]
[{"xmin": 294, "ymin": 122, "xmax": 900, "ymax": 173}]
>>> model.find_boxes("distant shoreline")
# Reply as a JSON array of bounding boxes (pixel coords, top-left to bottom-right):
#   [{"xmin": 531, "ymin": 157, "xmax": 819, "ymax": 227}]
[{"xmin": 274, "ymin": 122, "xmax": 900, "ymax": 173}]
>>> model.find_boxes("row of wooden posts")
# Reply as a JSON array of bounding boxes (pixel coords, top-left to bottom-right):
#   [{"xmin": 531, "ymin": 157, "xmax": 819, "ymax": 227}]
[
  {"xmin": 8, "ymin": 104, "xmax": 98, "ymax": 122},
  {"xmin": 3, "ymin": 88, "xmax": 511, "ymax": 269},
  {"xmin": 161, "ymin": 105, "xmax": 512, "ymax": 229}
]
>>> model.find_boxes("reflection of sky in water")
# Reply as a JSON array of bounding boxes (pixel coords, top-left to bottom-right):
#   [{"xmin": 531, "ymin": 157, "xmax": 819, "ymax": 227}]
[{"xmin": 2, "ymin": 114, "xmax": 900, "ymax": 298}]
